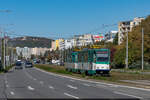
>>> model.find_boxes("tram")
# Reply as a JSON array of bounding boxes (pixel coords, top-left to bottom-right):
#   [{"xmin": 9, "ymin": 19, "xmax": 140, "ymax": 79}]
[{"xmin": 65, "ymin": 48, "xmax": 111, "ymax": 75}]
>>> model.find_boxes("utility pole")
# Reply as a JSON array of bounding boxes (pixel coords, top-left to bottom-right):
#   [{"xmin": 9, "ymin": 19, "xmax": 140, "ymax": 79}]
[
  {"xmin": 3, "ymin": 32, "xmax": 6, "ymax": 70},
  {"xmin": 0, "ymin": 29, "xmax": 2, "ymax": 66},
  {"xmin": 126, "ymin": 29, "xmax": 128, "ymax": 69},
  {"xmin": 0, "ymin": 9, "xmax": 12, "ymax": 70},
  {"xmin": 142, "ymin": 28, "xmax": 144, "ymax": 70}
]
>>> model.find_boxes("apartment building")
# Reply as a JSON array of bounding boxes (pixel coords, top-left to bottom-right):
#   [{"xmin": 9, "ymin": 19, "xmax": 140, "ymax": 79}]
[
  {"xmin": 16, "ymin": 47, "xmax": 32, "ymax": 59},
  {"xmin": 16, "ymin": 47, "xmax": 51, "ymax": 59},
  {"xmin": 64, "ymin": 39, "xmax": 73, "ymax": 49},
  {"xmin": 58, "ymin": 38, "xmax": 65, "ymax": 50},
  {"xmin": 73, "ymin": 35, "xmax": 84, "ymax": 47},
  {"xmin": 32, "ymin": 47, "xmax": 50, "ymax": 56},
  {"xmin": 83, "ymin": 34, "xmax": 93, "ymax": 46},
  {"xmin": 118, "ymin": 17, "xmax": 144, "ymax": 45},
  {"xmin": 105, "ymin": 31, "xmax": 118, "ymax": 43}
]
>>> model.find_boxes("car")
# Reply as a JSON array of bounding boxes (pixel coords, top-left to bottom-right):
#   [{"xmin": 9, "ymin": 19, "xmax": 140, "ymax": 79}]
[
  {"xmin": 15, "ymin": 61, "xmax": 23, "ymax": 69},
  {"xmin": 25, "ymin": 62, "xmax": 33, "ymax": 68}
]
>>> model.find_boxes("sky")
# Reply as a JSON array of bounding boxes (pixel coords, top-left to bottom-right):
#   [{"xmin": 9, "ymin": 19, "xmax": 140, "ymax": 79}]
[{"xmin": 0, "ymin": 0, "xmax": 150, "ymax": 39}]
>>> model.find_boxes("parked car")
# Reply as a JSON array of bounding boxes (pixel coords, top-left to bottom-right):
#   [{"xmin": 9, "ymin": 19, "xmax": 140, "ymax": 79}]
[
  {"xmin": 25, "ymin": 61, "xmax": 33, "ymax": 68},
  {"xmin": 15, "ymin": 61, "xmax": 23, "ymax": 69}
]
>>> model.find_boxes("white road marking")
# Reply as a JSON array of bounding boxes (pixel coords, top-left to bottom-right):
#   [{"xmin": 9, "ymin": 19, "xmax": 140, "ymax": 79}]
[
  {"xmin": 25, "ymin": 71, "xmax": 34, "ymax": 79},
  {"xmin": 6, "ymin": 85, "xmax": 9, "ymax": 88},
  {"xmin": 70, "ymin": 80, "xmax": 75, "ymax": 82},
  {"xmin": 114, "ymin": 91, "xmax": 143, "ymax": 99},
  {"xmin": 49, "ymin": 85, "xmax": 54, "ymax": 89},
  {"xmin": 33, "ymin": 78, "xmax": 37, "ymax": 81},
  {"xmin": 35, "ymin": 67, "xmax": 150, "ymax": 92},
  {"xmin": 10, "ymin": 91, "xmax": 15, "ymax": 95},
  {"xmin": 96, "ymin": 84, "xmax": 107, "ymax": 87},
  {"xmin": 83, "ymin": 83, "xmax": 90, "ymax": 87},
  {"xmin": 40, "ymin": 81, "xmax": 44, "ymax": 84},
  {"xmin": 67, "ymin": 85, "xmax": 78, "ymax": 89},
  {"xmin": 109, "ymin": 85, "xmax": 119, "ymax": 87},
  {"xmin": 5, "ymin": 81, "xmax": 8, "ymax": 84},
  {"xmin": 27, "ymin": 86, "xmax": 35, "ymax": 91},
  {"xmin": 64, "ymin": 93, "xmax": 79, "ymax": 99}
]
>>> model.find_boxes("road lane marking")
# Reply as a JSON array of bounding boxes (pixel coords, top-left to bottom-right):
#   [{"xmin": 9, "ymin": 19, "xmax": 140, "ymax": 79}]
[
  {"xmin": 25, "ymin": 72, "xmax": 33, "ymax": 79},
  {"xmin": 114, "ymin": 91, "xmax": 143, "ymax": 99},
  {"xmin": 33, "ymin": 78, "xmax": 37, "ymax": 81},
  {"xmin": 67, "ymin": 85, "xmax": 78, "ymax": 89},
  {"xmin": 109, "ymin": 85, "xmax": 119, "ymax": 87},
  {"xmin": 35, "ymin": 67, "xmax": 150, "ymax": 92},
  {"xmin": 83, "ymin": 83, "xmax": 90, "ymax": 87},
  {"xmin": 70, "ymin": 80, "xmax": 75, "ymax": 82},
  {"xmin": 49, "ymin": 85, "xmax": 54, "ymax": 89},
  {"xmin": 64, "ymin": 93, "xmax": 79, "ymax": 99},
  {"xmin": 10, "ymin": 91, "xmax": 15, "ymax": 95},
  {"xmin": 27, "ymin": 86, "xmax": 35, "ymax": 91},
  {"xmin": 5, "ymin": 81, "xmax": 8, "ymax": 84},
  {"xmin": 6, "ymin": 85, "xmax": 9, "ymax": 88},
  {"xmin": 40, "ymin": 81, "xmax": 44, "ymax": 84}
]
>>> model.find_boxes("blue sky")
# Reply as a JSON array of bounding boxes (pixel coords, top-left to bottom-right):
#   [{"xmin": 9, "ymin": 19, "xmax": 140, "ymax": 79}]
[{"xmin": 0, "ymin": 0, "xmax": 150, "ymax": 39}]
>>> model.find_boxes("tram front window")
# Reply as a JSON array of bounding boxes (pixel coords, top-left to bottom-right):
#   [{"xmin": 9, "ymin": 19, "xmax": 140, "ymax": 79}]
[
  {"xmin": 96, "ymin": 54, "xmax": 109, "ymax": 62},
  {"xmin": 97, "ymin": 57, "xmax": 108, "ymax": 62}
]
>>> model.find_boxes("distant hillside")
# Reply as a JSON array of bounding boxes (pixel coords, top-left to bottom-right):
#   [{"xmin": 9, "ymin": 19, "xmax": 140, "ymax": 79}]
[{"xmin": 8, "ymin": 36, "xmax": 53, "ymax": 48}]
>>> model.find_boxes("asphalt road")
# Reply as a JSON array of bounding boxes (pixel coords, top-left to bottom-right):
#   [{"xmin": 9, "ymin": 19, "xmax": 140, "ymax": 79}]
[{"xmin": 0, "ymin": 66, "xmax": 150, "ymax": 99}]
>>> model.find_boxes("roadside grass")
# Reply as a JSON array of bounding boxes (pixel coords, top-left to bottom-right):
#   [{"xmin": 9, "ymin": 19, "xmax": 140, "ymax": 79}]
[
  {"xmin": 35, "ymin": 64, "xmax": 72, "ymax": 75},
  {"xmin": 111, "ymin": 68, "xmax": 150, "ymax": 74},
  {"xmin": 0, "ymin": 71, "xmax": 2, "ymax": 74},
  {"xmin": 35, "ymin": 64, "xmax": 150, "ymax": 83},
  {"xmin": 0, "ymin": 65, "xmax": 14, "ymax": 73}
]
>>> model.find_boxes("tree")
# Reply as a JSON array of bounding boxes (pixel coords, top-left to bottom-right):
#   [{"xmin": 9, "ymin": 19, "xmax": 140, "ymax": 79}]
[
  {"xmin": 31, "ymin": 54, "xmax": 35, "ymax": 60},
  {"xmin": 112, "ymin": 16, "xmax": 150, "ymax": 69},
  {"xmin": 113, "ymin": 33, "xmax": 118, "ymax": 45}
]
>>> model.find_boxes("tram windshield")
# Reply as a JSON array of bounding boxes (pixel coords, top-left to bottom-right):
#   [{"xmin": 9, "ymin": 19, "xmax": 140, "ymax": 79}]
[{"xmin": 96, "ymin": 54, "xmax": 109, "ymax": 62}]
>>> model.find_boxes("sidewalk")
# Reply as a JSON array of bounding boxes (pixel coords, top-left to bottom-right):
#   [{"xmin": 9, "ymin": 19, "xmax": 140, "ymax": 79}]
[{"xmin": 111, "ymin": 69, "xmax": 150, "ymax": 75}]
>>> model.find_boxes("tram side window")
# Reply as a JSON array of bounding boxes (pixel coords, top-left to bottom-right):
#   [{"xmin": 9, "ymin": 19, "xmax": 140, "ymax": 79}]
[
  {"xmin": 69, "ymin": 55, "xmax": 72, "ymax": 63},
  {"xmin": 72, "ymin": 55, "xmax": 76, "ymax": 63},
  {"xmin": 78, "ymin": 53, "xmax": 82, "ymax": 62},
  {"xmin": 84, "ymin": 52, "xmax": 88, "ymax": 62},
  {"xmin": 75, "ymin": 55, "xmax": 78, "ymax": 62}
]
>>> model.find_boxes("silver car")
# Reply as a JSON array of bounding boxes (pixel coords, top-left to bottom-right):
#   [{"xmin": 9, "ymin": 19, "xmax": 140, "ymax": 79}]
[{"xmin": 15, "ymin": 61, "xmax": 23, "ymax": 69}]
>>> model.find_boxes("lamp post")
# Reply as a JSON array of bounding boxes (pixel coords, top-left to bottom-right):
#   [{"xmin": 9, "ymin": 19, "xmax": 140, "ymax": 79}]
[
  {"xmin": 141, "ymin": 28, "xmax": 144, "ymax": 70},
  {"xmin": 0, "ymin": 10, "xmax": 12, "ymax": 70},
  {"xmin": 125, "ymin": 28, "xmax": 128, "ymax": 69}
]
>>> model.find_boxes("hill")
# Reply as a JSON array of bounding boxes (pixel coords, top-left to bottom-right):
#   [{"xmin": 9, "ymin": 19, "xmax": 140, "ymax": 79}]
[{"xmin": 8, "ymin": 36, "xmax": 53, "ymax": 48}]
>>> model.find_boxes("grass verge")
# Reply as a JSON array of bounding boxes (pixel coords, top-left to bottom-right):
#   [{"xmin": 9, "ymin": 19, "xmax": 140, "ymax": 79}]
[
  {"xmin": 0, "ymin": 64, "xmax": 14, "ymax": 73},
  {"xmin": 35, "ymin": 64, "xmax": 150, "ymax": 89}
]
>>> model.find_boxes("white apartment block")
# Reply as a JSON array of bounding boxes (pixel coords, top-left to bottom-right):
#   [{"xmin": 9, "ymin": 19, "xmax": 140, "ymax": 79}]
[
  {"xmin": 31, "ymin": 47, "xmax": 50, "ymax": 56},
  {"xmin": 105, "ymin": 31, "xmax": 118, "ymax": 43},
  {"xmin": 16, "ymin": 47, "xmax": 51, "ymax": 59},
  {"xmin": 83, "ymin": 34, "xmax": 93, "ymax": 46},
  {"xmin": 74, "ymin": 35, "xmax": 84, "ymax": 47},
  {"xmin": 118, "ymin": 17, "xmax": 144, "ymax": 45},
  {"xmin": 16, "ymin": 47, "xmax": 32, "ymax": 59},
  {"xmin": 58, "ymin": 38, "xmax": 65, "ymax": 50},
  {"xmin": 73, "ymin": 34, "xmax": 93, "ymax": 47},
  {"xmin": 64, "ymin": 39, "xmax": 72, "ymax": 49}
]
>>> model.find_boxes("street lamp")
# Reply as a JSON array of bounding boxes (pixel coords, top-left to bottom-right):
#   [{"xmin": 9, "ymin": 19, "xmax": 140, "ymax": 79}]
[
  {"xmin": 0, "ymin": 9, "xmax": 12, "ymax": 70},
  {"xmin": 141, "ymin": 28, "xmax": 144, "ymax": 70}
]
